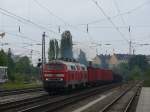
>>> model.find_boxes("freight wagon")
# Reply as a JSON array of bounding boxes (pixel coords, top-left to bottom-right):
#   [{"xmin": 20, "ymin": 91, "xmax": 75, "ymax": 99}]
[{"xmin": 87, "ymin": 67, "xmax": 113, "ymax": 86}]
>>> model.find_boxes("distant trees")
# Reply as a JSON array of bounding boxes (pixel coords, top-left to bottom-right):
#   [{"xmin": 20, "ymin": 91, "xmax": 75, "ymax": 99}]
[
  {"xmin": 78, "ymin": 49, "xmax": 88, "ymax": 65},
  {"xmin": 15, "ymin": 56, "xmax": 31, "ymax": 74},
  {"xmin": 48, "ymin": 39, "xmax": 59, "ymax": 61},
  {"xmin": 14, "ymin": 56, "xmax": 39, "ymax": 82},
  {"xmin": 127, "ymin": 55, "xmax": 149, "ymax": 81},
  {"xmin": 0, "ymin": 49, "xmax": 8, "ymax": 66},
  {"xmin": 116, "ymin": 55, "xmax": 149, "ymax": 81},
  {"xmin": 128, "ymin": 66, "xmax": 142, "ymax": 80},
  {"xmin": 48, "ymin": 30, "xmax": 74, "ymax": 60},
  {"xmin": 128, "ymin": 55, "xmax": 148, "ymax": 71},
  {"xmin": 115, "ymin": 63, "xmax": 129, "ymax": 81},
  {"xmin": 7, "ymin": 48, "xmax": 15, "ymax": 81},
  {"xmin": 0, "ymin": 48, "xmax": 39, "ymax": 82},
  {"xmin": 60, "ymin": 31, "xmax": 73, "ymax": 58}
]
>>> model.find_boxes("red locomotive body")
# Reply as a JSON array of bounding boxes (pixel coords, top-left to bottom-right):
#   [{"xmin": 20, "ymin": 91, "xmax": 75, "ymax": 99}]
[{"xmin": 43, "ymin": 60, "xmax": 88, "ymax": 92}]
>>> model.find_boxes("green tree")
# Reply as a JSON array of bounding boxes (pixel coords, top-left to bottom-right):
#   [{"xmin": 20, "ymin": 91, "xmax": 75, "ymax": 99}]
[
  {"xmin": 7, "ymin": 48, "xmax": 15, "ymax": 81},
  {"xmin": 48, "ymin": 40, "xmax": 55, "ymax": 60},
  {"xmin": 60, "ymin": 31, "xmax": 73, "ymax": 59},
  {"xmin": 78, "ymin": 49, "xmax": 88, "ymax": 65},
  {"xmin": 0, "ymin": 49, "xmax": 8, "ymax": 66},
  {"xmin": 115, "ymin": 63, "xmax": 129, "ymax": 81},
  {"xmin": 48, "ymin": 39, "xmax": 59, "ymax": 61},
  {"xmin": 128, "ymin": 66, "xmax": 142, "ymax": 80},
  {"xmin": 15, "ymin": 56, "xmax": 31, "ymax": 74},
  {"xmin": 55, "ymin": 39, "xmax": 59, "ymax": 59},
  {"xmin": 0, "ymin": 49, "xmax": 40, "ymax": 82},
  {"xmin": 128, "ymin": 55, "xmax": 148, "ymax": 71}
]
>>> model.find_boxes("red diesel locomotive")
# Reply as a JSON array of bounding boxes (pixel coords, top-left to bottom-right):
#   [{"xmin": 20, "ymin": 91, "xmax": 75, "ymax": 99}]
[
  {"xmin": 42, "ymin": 60, "xmax": 122, "ymax": 92},
  {"xmin": 43, "ymin": 60, "xmax": 88, "ymax": 92}
]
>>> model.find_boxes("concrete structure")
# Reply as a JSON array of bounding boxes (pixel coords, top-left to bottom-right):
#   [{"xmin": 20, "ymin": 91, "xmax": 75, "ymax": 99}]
[{"xmin": 136, "ymin": 87, "xmax": 150, "ymax": 112}]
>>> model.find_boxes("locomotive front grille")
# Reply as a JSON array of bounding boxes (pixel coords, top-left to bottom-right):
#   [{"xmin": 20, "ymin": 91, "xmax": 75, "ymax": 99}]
[{"xmin": 45, "ymin": 74, "xmax": 64, "ymax": 77}]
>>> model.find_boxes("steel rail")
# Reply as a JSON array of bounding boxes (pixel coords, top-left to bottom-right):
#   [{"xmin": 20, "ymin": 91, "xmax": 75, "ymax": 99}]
[
  {"xmin": 123, "ymin": 83, "xmax": 142, "ymax": 112},
  {"xmin": 19, "ymin": 83, "xmax": 121, "ymax": 112},
  {"xmin": 0, "ymin": 94, "xmax": 55, "ymax": 111},
  {"xmin": 99, "ymin": 82, "xmax": 142, "ymax": 112},
  {"xmin": 0, "ymin": 87, "xmax": 43, "ymax": 96}
]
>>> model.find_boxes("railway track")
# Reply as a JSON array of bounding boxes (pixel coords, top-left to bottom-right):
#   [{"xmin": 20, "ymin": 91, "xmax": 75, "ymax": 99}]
[
  {"xmin": 17, "ymin": 83, "xmax": 126, "ymax": 112},
  {"xmin": 0, "ymin": 87, "xmax": 44, "ymax": 96},
  {"xmin": 0, "ymin": 94, "xmax": 55, "ymax": 112},
  {"xmin": 0, "ymin": 83, "xmax": 122, "ymax": 112},
  {"xmin": 99, "ymin": 81, "xmax": 142, "ymax": 112}
]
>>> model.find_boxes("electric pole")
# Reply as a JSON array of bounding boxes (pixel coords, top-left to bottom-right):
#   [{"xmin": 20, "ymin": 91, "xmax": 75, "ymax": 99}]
[
  {"xmin": 129, "ymin": 40, "xmax": 132, "ymax": 55},
  {"xmin": 42, "ymin": 32, "xmax": 46, "ymax": 76},
  {"xmin": 129, "ymin": 26, "xmax": 132, "ymax": 55},
  {"xmin": 30, "ymin": 50, "xmax": 33, "ymax": 61}
]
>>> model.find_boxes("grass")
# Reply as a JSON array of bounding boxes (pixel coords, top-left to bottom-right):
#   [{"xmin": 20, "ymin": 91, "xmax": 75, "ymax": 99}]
[{"xmin": 0, "ymin": 81, "xmax": 42, "ymax": 90}]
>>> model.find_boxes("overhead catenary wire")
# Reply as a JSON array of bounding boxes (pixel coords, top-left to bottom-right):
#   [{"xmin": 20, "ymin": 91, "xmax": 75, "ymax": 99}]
[
  {"xmin": 0, "ymin": 0, "xmax": 95, "ymax": 47},
  {"xmin": 5, "ymin": 31, "xmax": 41, "ymax": 43},
  {"xmin": 0, "ymin": 7, "xmax": 60, "ymax": 35},
  {"xmin": 33, "ymin": 0, "xmax": 69, "ymax": 26},
  {"xmin": 81, "ymin": 25, "xmax": 150, "ymax": 29},
  {"xmin": 0, "ymin": 31, "xmax": 43, "ymax": 56},
  {"xmin": 33, "ymin": 0, "xmax": 94, "ymax": 43},
  {"xmin": 1, "ymin": 0, "xmax": 149, "ymax": 56},
  {"xmin": 92, "ymin": 0, "xmax": 129, "ymax": 43},
  {"xmin": 79, "ymin": 0, "xmax": 150, "ymax": 26},
  {"xmin": 113, "ymin": 0, "xmax": 126, "ymax": 25},
  {"xmin": 0, "ymin": 42, "xmax": 41, "ymax": 54}
]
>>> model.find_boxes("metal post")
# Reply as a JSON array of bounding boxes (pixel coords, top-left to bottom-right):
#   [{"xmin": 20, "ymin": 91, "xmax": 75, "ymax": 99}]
[
  {"xmin": 129, "ymin": 40, "xmax": 132, "ymax": 55},
  {"xmin": 54, "ymin": 39, "xmax": 56, "ymax": 59},
  {"xmin": 129, "ymin": 26, "xmax": 132, "ymax": 55},
  {"xmin": 42, "ymin": 32, "xmax": 46, "ymax": 78}
]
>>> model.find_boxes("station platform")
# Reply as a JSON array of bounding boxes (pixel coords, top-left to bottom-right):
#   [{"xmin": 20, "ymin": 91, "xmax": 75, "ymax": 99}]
[{"xmin": 136, "ymin": 87, "xmax": 150, "ymax": 112}]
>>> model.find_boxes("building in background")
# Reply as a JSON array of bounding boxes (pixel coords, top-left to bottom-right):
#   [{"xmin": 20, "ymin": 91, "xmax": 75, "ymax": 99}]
[{"xmin": 92, "ymin": 54, "xmax": 131, "ymax": 69}]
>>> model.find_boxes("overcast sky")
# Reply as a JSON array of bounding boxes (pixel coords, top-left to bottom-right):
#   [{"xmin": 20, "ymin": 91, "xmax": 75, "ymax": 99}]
[{"xmin": 0, "ymin": 0, "xmax": 150, "ymax": 64}]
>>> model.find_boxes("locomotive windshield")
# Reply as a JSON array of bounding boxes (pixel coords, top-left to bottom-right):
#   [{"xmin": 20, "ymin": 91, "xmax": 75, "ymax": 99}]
[{"xmin": 47, "ymin": 64, "xmax": 64, "ymax": 70}]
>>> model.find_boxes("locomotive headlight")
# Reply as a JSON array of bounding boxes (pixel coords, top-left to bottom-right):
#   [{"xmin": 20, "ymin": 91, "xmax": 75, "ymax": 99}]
[{"xmin": 60, "ymin": 78, "xmax": 63, "ymax": 81}]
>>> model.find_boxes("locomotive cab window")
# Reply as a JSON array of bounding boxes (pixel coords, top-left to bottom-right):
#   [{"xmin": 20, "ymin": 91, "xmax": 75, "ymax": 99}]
[
  {"xmin": 81, "ymin": 66, "xmax": 87, "ymax": 71},
  {"xmin": 70, "ymin": 65, "xmax": 76, "ymax": 71},
  {"xmin": 47, "ymin": 64, "xmax": 64, "ymax": 70}
]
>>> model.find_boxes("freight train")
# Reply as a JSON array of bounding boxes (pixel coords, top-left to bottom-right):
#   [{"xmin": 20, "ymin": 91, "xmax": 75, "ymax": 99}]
[{"xmin": 42, "ymin": 60, "xmax": 122, "ymax": 93}]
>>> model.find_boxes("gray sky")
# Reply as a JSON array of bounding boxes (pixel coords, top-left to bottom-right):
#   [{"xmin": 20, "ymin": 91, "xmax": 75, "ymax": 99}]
[{"xmin": 0, "ymin": 0, "xmax": 150, "ymax": 64}]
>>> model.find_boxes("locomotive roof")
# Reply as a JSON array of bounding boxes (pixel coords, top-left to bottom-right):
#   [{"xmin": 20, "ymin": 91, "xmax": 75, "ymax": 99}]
[{"xmin": 47, "ymin": 60, "xmax": 86, "ymax": 67}]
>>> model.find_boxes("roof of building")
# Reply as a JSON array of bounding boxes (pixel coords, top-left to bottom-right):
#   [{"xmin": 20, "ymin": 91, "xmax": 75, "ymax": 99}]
[
  {"xmin": 114, "ymin": 54, "xmax": 131, "ymax": 61},
  {"xmin": 98, "ymin": 54, "xmax": 111, "ymax": 61},
  {"xmin": 96, "ymin": 54, "xmax": 131, "ymax": 62}
]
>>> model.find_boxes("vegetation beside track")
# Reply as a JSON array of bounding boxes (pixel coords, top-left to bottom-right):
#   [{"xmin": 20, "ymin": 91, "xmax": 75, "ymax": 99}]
[
  {"xmin": 114, "ymin": 55, "xmax": 150, "ymax": 87},
  {"xmin": 0, "ymin": 82, "xmax": 42, "ymax": 90}
]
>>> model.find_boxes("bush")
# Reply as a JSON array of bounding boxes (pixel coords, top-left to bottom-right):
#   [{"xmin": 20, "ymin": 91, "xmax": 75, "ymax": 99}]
[{"xmin": 128, "ymin": 66, "xmax": 142, "ymax": 81}]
